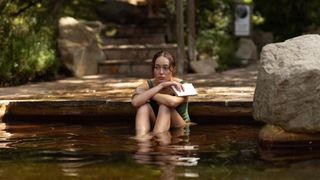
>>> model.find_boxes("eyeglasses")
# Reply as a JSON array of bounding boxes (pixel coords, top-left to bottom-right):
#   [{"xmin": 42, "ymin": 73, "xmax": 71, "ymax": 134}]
[{"xmin": 154, "ymin": 65, "xmax": 171, "ymax": 73}]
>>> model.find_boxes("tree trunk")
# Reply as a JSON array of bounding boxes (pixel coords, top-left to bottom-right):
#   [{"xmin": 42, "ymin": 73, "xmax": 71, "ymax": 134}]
[{"xmin": 48, "ymin": 0, "xmax": 64, "ymax": 18}]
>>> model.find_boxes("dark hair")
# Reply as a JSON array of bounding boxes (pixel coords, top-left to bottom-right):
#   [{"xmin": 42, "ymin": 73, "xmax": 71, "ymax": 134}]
[{"xmin": 151, "ymin": 51, "xmax": 176, "ymax": 74}]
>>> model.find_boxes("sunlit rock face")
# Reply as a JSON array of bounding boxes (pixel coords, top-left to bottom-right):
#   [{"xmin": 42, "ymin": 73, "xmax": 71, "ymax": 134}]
[
  {"xmin": 253, "ymin": 34, "xmax": 320, "ymax": 133},
  {"xmin": 58, "ymin": 17, "xmax": 105, "ymax": 77}
]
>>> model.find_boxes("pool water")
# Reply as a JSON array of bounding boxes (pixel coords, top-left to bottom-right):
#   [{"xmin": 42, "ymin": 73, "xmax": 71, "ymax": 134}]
[{"xmin": 0, "ymin": 119, "xmax": 319, "ymax": 179}]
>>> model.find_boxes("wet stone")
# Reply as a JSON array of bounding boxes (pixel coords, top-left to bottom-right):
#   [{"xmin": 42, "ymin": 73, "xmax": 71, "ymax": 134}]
[{"xmin": 258, "ymin": 124, "xmax": 320, "ymax": 161}]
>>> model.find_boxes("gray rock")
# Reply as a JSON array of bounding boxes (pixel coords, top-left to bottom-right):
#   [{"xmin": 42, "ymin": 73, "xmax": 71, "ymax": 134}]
[
  {"xmin": 58, "ymin": 17, "xmax": 105, "ymax": 77},
  {"xmin": 253, "ymin": 34, "xmax": 320, "ymax": 133},
  {"xmin": 190, "ymin": 58, "xmax": 218, "ymax": 74},
  {"xmin": 234, "ymin": 38, "xmax": 258, "ymax": 65},
  {"xmin": 252, "ymin": 31, "xmax": 273, "ymax": 52},
  {"xmin": 258, "ymin": 124, "xmax": 320, "ymax": 161}
]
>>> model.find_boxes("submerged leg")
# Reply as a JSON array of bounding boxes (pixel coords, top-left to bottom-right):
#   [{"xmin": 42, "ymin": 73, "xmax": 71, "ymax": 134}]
[{"xmin": 135, "ymin": 104, "xmax": 155, "ymax": 136}]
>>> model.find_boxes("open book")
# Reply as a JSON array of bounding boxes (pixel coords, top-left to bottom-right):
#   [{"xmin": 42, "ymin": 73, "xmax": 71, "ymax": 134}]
[{"xmin": 171, "ymin": 83, "xmax": 198, "ymax": 97}]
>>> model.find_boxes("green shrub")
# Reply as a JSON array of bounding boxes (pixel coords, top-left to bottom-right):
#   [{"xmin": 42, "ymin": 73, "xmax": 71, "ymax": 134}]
[
  {"xmin": 166, "ymin": 0, "xmax": 239, "ymax": 70},
  {"xmin": 0, "ymin": 1, "xmax": 59, "ymax": 86},
  {"xmin": 254, "ymin": 0, "xmax": 320, "ymax": 41}
]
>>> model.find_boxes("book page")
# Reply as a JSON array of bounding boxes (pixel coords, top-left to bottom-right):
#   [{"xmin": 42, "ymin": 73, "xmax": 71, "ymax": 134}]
[{"xmin": 171, "ymin": 83, "xmax": 198, "ymax": 97}]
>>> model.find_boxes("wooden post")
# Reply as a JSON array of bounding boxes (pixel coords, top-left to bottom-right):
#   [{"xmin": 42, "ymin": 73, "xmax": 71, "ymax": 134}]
[
  {"xmin": 175, "ymin": 0, "xmax": 185, "ymax": 74},
  {"xmin": 187, "ymin": 0, "xmax": 196, "ymax": 63}
]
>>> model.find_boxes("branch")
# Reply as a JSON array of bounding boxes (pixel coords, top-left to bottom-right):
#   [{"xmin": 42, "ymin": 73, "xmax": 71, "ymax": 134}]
[{"xmin": 12, "ymin": 0, "xmax": 43, "ymax": 17}]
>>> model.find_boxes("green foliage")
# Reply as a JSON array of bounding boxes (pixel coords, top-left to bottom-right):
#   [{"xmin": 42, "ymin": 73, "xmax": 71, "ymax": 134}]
[
  {"xmin": 195, "ymin": 0, "xmax": 239, "ymax": 69},
  {"xmin": 0, "ymin": 1, "xmax": 59, "ymax": 86},
  {"xmin": 59, "ymin": 0, "xmax": 105, "ymax": 21},
  {"xmin": 166, "ymin": 0, "xmax": 239, "ymax": 69},
  {"xmin": 253, "ymin": 0, "xmax": 320, "ymax": 41},
  {"xmin": 197, "ymin": 29, "xmax": 238, "ymax": 69}
]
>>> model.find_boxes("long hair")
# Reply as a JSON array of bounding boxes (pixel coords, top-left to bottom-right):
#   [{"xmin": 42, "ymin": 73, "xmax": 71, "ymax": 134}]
[{"xmin": 151, "ymin": 51, "xmax": 176, "ymax": 75}]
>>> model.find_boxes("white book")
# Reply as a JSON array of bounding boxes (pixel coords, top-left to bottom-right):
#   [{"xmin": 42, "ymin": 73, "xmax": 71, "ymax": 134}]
[{"xmin": 171, "ymin": 83, "xmax": 198, "ymax": 97}]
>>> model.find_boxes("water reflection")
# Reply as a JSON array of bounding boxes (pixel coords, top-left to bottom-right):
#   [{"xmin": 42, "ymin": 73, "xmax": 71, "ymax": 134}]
[
  {"xmin": 134, "ymin": 125, "xmax": 200, "ymax": 179},
  {"xmin": 0, "ymin": 122, "xmax": 12, "ymax": 148},
  {"xmin": 0, "ymin": 121, "xmax": 140, "ymax": 178},
  {"xmin": 134, "ymin": 126, "xmax": 200, "ymax": 167},
  {"xmin": 3, "ymin": 120, "xmax": 319, "ymax": 179}
]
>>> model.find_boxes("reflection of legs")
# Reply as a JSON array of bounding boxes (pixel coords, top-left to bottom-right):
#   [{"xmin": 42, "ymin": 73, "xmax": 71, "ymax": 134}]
[
  {"xmin": 135, "ymin": 104, "xmax": 156, "ymax": 136},
  {"xmin": 170, "ymin": 126, "xmax": 185, "ymax": 144},
  {"xmin": 153, "ymin": 104, "xmax": 171, "ymax": 134},
  {"xmin": 155, "ymin": 131, "xmax": 172, "ymax": 145}
]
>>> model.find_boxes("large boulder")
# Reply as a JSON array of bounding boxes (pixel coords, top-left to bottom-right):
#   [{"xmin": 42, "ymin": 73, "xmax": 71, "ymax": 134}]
[
  {"xmin": 258, "ymin": 124, "xmax": 320, "ymax": 161},
  {"xmin": 58, "ymin": 17, "xmax": 105, "ymax": 77},
  {"xmin": 253, "ymin": 34, "xmax": 320, "ymax": 133}
]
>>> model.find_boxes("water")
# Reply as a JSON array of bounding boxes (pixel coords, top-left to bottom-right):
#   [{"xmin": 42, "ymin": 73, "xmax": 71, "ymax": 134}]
[{"xmin": 0, "ymin": 119, "xmax": 319, "ymax": 179}]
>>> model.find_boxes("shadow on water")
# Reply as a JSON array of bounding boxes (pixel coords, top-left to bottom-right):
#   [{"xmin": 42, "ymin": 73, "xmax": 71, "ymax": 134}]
[{"xmin": 0, "ymin": 117, "xmax": 320, "ymax": 179}]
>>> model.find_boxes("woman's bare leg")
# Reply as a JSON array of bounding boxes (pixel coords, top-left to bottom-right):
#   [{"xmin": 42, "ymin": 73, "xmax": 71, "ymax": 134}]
[
  {"xmin": 170, "ymin": 109, "xmax": 187, "ymax": 128},
  {"xmin": 153, "ymin": 104, "xmax": 171, "ymax": 134},
  {"xmin": 135, "ymin": 104, "xmax": 156, "ymax": 136}
]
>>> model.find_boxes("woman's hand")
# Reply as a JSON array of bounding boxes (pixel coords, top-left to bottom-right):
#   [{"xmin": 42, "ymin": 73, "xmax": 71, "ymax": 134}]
[
  {"xmin": 158, "ymin": 87, "xmax": 174, "ymax": 95},
  {"xmin": 159, "ymin": 81, "xmax": 184, "ymax": 92},
  {"xmin": 152, "ymin": 81, "xmax": 187, "ymax": 107}
]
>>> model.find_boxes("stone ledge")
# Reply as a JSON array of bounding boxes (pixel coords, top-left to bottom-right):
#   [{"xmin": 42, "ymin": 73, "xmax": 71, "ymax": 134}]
[
  {"xmin": 102, "ymin": 43, "xmax": 177, "ymax": 50},
  {"xmin": 0, "ymin": 100, "xmax": 252, "ymax": 120}
]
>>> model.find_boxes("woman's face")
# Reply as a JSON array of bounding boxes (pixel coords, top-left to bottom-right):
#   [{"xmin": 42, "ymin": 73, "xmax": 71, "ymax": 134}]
[{"xmin": 153, "ymin": 56, "xmax": 173, "ymax": 83}]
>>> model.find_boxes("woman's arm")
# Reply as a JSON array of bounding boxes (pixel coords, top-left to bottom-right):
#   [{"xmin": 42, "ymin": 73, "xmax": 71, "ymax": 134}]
[
  {"xmin": 152, "ymin": 93, "xmax": 187, "ymax": 108},
  {"xmin": 131, "ymin": 81, "xmax": 184, "ymax": 108},
  {"xmin": 152, "ymin": 78, "xmax": 187, "ymax": 107},
  {"xmin": 131, "ymin": 82, "xmax": 163, "ymax": 108}
]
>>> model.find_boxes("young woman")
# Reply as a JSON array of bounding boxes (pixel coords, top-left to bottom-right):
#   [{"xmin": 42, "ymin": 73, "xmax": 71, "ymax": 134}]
[{"xmin": 131, "ymin": 51, "xmax": 190, "ymax": 136}]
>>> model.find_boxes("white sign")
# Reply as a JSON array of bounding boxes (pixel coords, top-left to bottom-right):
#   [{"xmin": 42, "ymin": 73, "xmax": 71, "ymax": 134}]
[{"xmin": 234, "ymin": 4, "xmax": 251, "ymax": 36}]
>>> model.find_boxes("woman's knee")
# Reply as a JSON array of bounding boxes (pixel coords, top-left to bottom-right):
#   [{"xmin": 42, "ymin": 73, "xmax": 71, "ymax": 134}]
[
  {"xmin": 158, "ymin": 104, "xmax": 172, "ymax": 112},
  {"xmin": 136, "ymin": 104, "xmax": 151, "ymax": 116},
  {"xmin": 136, "ymin": 104, "xmax": 151, "ymax": 114}
]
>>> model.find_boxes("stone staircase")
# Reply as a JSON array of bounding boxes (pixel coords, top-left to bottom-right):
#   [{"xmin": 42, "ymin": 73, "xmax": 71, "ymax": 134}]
[{"xmin": 98, "ymin": 16, "xmax": 177, "ymax": 76}]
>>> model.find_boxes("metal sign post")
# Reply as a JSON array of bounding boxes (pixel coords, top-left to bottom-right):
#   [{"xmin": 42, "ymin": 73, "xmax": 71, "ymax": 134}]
[{"xmin": 234, "ymin": 3, "xmax": 252, "ymax": 37}]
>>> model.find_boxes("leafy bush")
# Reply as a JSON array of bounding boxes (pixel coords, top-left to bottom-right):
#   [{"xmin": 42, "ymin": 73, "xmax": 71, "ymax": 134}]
[
  {"xmin": 166, "ymin": 0, "xmax": 239, "ymax": 70},
  {"xmin": 0, "ymin": 1, "xmax": 59, "ymax": 86},
  {"xmin": 254, "ymin": 0, "xmax": 320, "ymax": 41}
]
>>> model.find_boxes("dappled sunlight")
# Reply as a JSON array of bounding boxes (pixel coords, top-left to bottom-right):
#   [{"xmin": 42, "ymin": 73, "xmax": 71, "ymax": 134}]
[
  {"xmin": 182, "ymin": 64, "xmax": 258, "ymax": 87},
  {"xmin": 81, "ymin": 74, "xmax": 111, "ymax": 79},
  {"xmin": 190, "ymin": 86, "xmax": 254, "ymax": 102},
  {"xmin": 0, "ymin": 66, "xmax": 256, "ymax": 117},
  {"xmin": 58, "ymin": 79, "xmax": 87, "ymax": 84},
  {"xmin": 0, "ymin": 66, "xmax": 256, "ymax": 102},
  {"xmin": 103, "ymin": 44, "xmax": 177, "ymax": 49},
  {"xmin": 108, "ymin": 82, "xmax": 142, "ymax": 88}
]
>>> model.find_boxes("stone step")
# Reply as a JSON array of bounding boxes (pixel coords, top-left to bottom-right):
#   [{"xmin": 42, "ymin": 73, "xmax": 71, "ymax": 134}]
[
  {"xmin": 103, "ymin": 35, "xmax": 166, "ymax": 45},
  {"xmin": 98, "ymin": 59, "xmax": 152, "ymax": 76},
  {"xmin": 102, "ymin": 43, "xmax": 177, "ymax": 60},
  {"xmin": 115, "ymin": 23, "xmax": 167, "ymax": 37}
]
